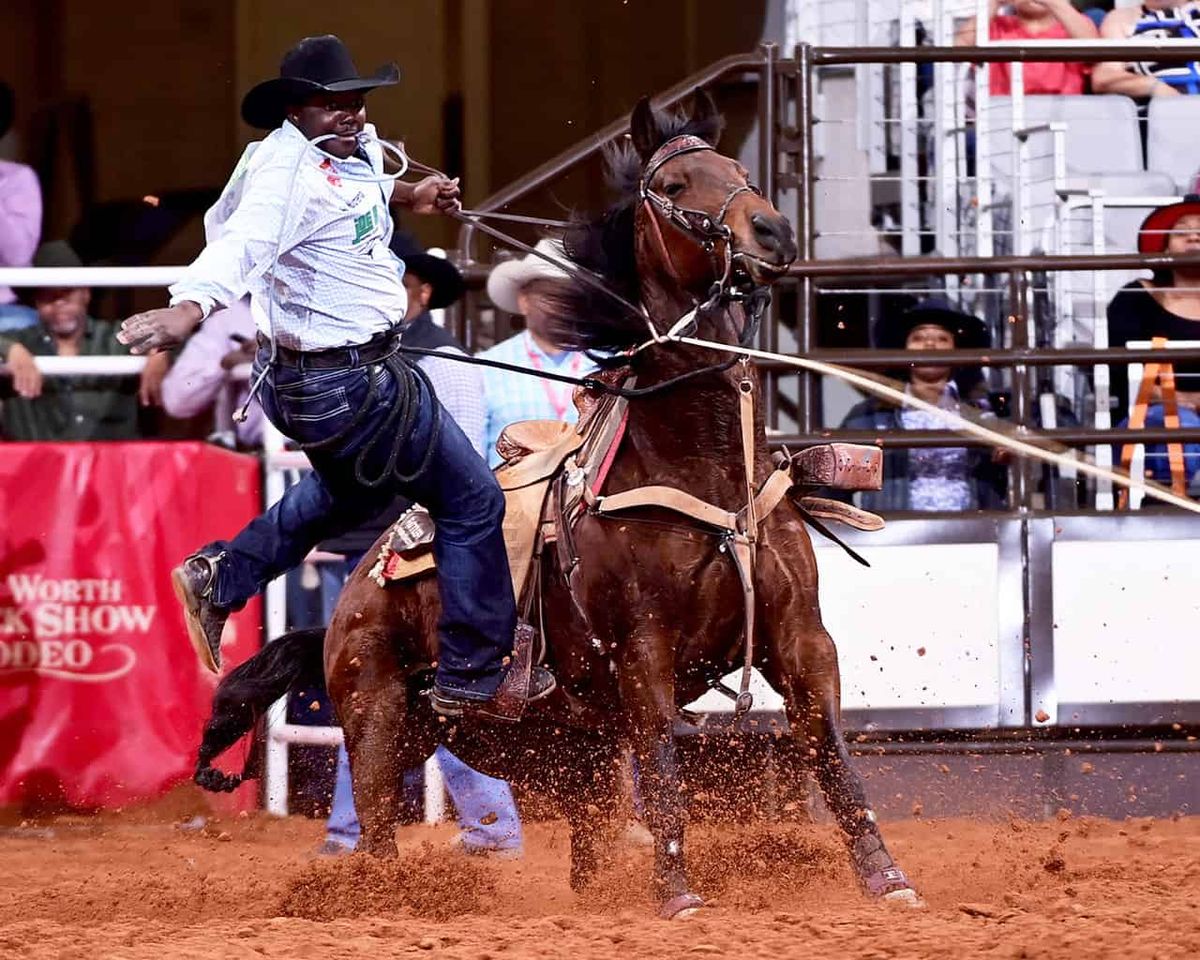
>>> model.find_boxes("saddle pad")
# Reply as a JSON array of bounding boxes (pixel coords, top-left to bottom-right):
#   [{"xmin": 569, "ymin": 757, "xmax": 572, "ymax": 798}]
[
  {"xmin": 372, "ymin": 477, "xmax": 554, "ymax": 597},
  {"xmin": 373, "ymin": 381, "xmax": 631, "ymax": 595}
]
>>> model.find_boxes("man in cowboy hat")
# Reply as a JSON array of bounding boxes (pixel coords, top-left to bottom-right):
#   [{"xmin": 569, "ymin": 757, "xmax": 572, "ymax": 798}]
[
  {"xmin": 117, "ymin": 36, "xmax": 554, "ymax": 718},
  {"xmin": 480, "ymin": 238, "xmax": 598, "ymax": 466},
  {"xmin": 0, "ymin": 241, "xmax": 169, "ymax": 440},
  {"xmin": 837, "ymin": 297, "xmax": 1007, "ymax": 512}
]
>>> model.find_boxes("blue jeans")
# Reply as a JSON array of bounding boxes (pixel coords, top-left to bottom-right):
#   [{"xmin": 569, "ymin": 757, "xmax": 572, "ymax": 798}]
[
  {"xmin": 325, "ymin": 744, "xmax": 523, "ymax": 853},
  {"xmin": 202, "ymin": 347, "xmax": 516, "ymax": 699},
  {"xmin": 320, "ymin": 556, "xmax": 522, "ymax": 853}
]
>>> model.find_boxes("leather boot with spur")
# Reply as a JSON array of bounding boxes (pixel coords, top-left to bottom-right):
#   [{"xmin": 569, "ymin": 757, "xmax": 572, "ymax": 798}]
[{"xmin": 171, "ymin": 552, "xmax": 230, "ymax": 674}]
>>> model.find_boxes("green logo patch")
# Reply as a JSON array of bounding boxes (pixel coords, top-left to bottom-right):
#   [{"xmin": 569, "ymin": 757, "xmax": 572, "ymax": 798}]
[{"xmin": 353, "ymin": 210, "xmax": 376, "ymax": 244}]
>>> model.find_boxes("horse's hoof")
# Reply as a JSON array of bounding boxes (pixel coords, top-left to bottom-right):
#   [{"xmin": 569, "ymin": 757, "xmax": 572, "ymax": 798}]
[
  {"xmin": 882, "ymin": 887, "xmax": 926, "ymax": 909},
  {"xmin": 659, "ymin": 892, "xmax": 705, "ymax": 920}
]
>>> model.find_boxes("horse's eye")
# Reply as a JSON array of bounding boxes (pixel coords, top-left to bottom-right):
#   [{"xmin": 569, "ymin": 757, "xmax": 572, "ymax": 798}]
[{"xmin": 663, "ymin": 181, "xmax": 686, "ymax": 199}]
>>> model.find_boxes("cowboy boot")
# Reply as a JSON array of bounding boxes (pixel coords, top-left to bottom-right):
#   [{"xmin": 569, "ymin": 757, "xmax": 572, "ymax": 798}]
[
  {"xmin": 430, "ymin": 621, "xmax": 556, "ymax": 721},
  {"xmin": 170, "ymin": 552, "xmax": 230, "ymax": 674}
]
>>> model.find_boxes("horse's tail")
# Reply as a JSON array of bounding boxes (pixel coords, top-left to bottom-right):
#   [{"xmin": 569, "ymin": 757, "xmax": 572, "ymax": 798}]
[{"xmin": 193, "ymin": 627, "xmax": 326, "ymax": 794}]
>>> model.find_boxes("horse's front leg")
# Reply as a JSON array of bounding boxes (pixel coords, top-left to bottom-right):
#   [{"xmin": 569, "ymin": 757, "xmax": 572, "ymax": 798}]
[
  {"xmin": 556, "ymin": 734, "xmax": 623, "ymax": 893},
  {"xmin": 617, "ymin": 634, "xmax": 703, "ymax": 919},
  {"xmin": 764, "ymin": 622, "xmax": 922, "ymax": 906}
]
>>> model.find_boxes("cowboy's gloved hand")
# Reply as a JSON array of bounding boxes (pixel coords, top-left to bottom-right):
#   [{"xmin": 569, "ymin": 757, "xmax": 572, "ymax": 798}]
[
  {"xmin": 118, "ymin": 302, "xmax": 203, "ymax": 354},
  {"xmin": 411, "ymin": 175, "xmax": 461, "ymax": 215}
]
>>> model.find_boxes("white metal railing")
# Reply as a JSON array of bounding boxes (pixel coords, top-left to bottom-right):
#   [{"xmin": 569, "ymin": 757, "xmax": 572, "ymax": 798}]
[
  {"xmin": 0, "ymin": 266, "xmax": 184, "ymax": 287},
  {"xmin": 1049, "ymin": 193, "xmax": 1182, "ymax": 510},
  {"xmin": 0, "ymin": 356, "xmax": 149, "ymax": 375}
]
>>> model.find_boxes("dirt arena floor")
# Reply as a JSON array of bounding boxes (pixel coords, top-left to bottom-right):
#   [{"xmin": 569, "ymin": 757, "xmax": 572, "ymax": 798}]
[{"xmin": 1, "ymin": 793, "xmax": 1197, "ymax": 960}]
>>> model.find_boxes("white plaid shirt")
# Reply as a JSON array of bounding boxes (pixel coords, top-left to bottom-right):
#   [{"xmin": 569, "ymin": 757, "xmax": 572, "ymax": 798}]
[
  {"xmin": 169, "ymin": 121, "xmax": 406, "ymax": 351},
  {"xmin": 419, "ymin": 345, "xmax": 487, "ymax": 458},
  {"xmin": 478, "ymin": 331, "xmax": 597, "ymax": 466}
]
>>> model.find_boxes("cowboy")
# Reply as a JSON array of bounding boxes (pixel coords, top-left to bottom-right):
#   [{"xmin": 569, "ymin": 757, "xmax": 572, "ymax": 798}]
[
  {"xmin": 480, "ymin": 239, "xmax": 598, "ymax": 466},
  {"xmin": 117, "ymin": 35, "xmax": 554, "ymax": 718}
]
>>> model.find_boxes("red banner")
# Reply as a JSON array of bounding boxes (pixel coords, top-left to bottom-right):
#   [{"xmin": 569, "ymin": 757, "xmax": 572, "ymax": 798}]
[{"xmin": 0, "ymin": 442, "xmax": 261, "ymax": 810}]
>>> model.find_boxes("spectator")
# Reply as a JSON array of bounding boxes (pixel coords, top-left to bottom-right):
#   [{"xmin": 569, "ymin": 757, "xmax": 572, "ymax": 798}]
[
  {"xmin": 0, "ymin": 81, "xmax": 41, "ymax": 332},
  {"xmin": 480, "ymin": 238, "xmax": 597, "ymax": 467},
  {"xmin": 839, "ymin": 299, "xmax": 1007, "ymax": 512},
  {"xmin": 955, "ymin": 1, "xmax": 1099, "ymax": 95},
  {"xmin": 159, "ymin": 299, "xmax": 262, "ymax": 447},
  {"xmin": 0, "ymin": 241, "xmax": 168, "ymax": 441},
  {"xmin": 1104, "ymin": 196, "xmax": 1200, "ymax": 482},
  {"xmin": 320, "ymin": 233, "xmax": 521, "ymax": 858},
  {"xmin": 1093, "ymin": 2, "xmax": 1200, "ymax": 98}
]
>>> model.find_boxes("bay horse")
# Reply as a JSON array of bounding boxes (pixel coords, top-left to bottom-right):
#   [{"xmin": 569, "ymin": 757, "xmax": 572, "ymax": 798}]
[{"xmin": 196, "ymin": 92, "xmax": 919, "ymax": 917}]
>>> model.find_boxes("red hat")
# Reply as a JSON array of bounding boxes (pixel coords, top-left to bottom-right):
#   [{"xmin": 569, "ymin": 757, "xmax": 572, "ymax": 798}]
[{"xmin": 1137, "ymin": 195, "xmax": 1200, "ymax": 254}]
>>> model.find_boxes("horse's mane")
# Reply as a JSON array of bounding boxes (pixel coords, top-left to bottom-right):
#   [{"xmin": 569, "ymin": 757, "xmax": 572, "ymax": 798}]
[{"xmin": 540, "ymin": 100, "xmax": 725, "ymax": 353}]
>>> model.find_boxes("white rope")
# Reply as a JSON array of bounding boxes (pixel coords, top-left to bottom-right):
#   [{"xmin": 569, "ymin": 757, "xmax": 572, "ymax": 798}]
[{"xmin": 672, "ymin": 334, "xmax": 1200, "ymax": 516}]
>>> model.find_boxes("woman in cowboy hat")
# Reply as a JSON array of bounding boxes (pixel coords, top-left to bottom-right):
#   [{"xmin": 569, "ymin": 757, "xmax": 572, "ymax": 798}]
[
  {"xmin": 838, "ymin": 298, "xmax": 1007, "ymax": 512},
  {"xmin": 117, "ymin": 36, "xmax": 554, "ymax": 718},
  {"xmin": 1103, "ymin": 195, "xmax": 1200, "ymax": 486}
]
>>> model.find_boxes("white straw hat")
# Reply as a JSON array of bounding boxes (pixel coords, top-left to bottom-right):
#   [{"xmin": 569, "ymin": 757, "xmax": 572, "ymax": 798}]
[{"xmin": 485, "ymin": 238, "xmax": 570, "ymax": 314}]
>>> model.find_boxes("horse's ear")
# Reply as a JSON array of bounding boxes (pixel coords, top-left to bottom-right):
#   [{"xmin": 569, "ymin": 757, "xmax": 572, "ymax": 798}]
[
  {"xmin": 630, "ymin": 96, "xmax": 659, "ymax": 164},
  {"xmin": 690, "ymin": 88, "xmax": 720, "ymax": 144}
]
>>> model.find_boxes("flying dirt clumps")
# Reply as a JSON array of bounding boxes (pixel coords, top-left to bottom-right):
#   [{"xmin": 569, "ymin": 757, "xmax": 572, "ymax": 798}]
[
  {"xmin": 278, "ymin": 843, "xmax": 496, "ymax": 921},
  {"xmin": 687, "ymin": 825, "xmax": 845, "ymax": 907}
]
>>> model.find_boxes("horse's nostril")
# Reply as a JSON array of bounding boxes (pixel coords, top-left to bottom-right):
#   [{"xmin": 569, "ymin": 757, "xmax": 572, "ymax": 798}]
[{"xmin": 751, "ymin": 213, "xmax": 782, "ymax": 251}]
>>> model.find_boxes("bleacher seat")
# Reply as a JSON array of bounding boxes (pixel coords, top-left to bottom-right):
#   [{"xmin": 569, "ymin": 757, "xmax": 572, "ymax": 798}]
[
  {"xmin": 1146, "ymin": 98, "xmax": 1200, "ymax": 194},
  {"xmin": 983, "ymin": 95, "xmax": 1143, "ymax": 182},
  {"xmin": 977, "ymin": 97, "xmax": 1153, "ymax": 257}
]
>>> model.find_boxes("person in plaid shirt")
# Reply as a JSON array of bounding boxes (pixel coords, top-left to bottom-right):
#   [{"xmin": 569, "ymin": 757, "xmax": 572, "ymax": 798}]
[{"xmin": 480, "ymin": 239, "xmax": 598, "ymax": 467}]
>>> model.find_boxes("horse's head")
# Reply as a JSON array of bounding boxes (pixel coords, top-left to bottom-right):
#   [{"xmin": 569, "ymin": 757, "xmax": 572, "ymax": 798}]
[
  {"xmin": 547, "ymin": 92, "xmax": 796, "ymax": 356},
  {"xmin": 630, "ymin": 91, "xmax": 796, "ymax": 301}
]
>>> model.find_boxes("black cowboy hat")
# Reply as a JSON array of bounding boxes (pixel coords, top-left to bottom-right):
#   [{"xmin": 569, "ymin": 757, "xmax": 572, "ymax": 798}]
[
  {"xmin": 18, "ymin": 241, "xmax": 85, "ymax": 304},
  {"xmin": 241, "ymin": 35, "xmax": 400, "ymax": 130},
  {"xmin": 0, "ymin": 81, "xmax": 14, "ymax": 140},
  {"xmin": 1138, "ymin": 194, "xmax": 1200, "ymax": 254},
  {"xmin": 875, "ymin": 297, "xmax": 990, "ymax": 351},
  {"xmin": 389, "ymin": 231, "xmax": 464, "ymax": 311}
]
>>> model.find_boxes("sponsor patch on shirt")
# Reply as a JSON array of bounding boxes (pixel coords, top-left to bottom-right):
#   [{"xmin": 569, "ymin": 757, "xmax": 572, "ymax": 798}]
[{"xmin": 353, "ymin": 208, "xmax": 378, "ymax": 244}]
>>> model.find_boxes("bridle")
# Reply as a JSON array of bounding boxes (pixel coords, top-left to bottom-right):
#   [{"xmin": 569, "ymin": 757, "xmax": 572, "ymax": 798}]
[{"xmin": 637, "ymin": 134, "xmax": 775, "ymax": 315}]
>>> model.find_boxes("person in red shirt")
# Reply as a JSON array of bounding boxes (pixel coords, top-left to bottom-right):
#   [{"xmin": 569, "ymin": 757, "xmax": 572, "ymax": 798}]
[{"xmin": 956, "ymin": 0, "xmax": 1100, "ymax": 95}]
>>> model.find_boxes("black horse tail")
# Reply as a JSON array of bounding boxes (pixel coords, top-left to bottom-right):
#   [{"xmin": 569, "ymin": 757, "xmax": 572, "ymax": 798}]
[{"xmin": 193, "ymin": 628, "xmax": 326, "ymax": 794}]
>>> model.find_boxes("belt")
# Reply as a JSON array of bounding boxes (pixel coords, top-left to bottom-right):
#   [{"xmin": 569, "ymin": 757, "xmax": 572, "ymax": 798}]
[{"xmin": 257, "ymin": 332, "xmax": 399, "ymax": 370}]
